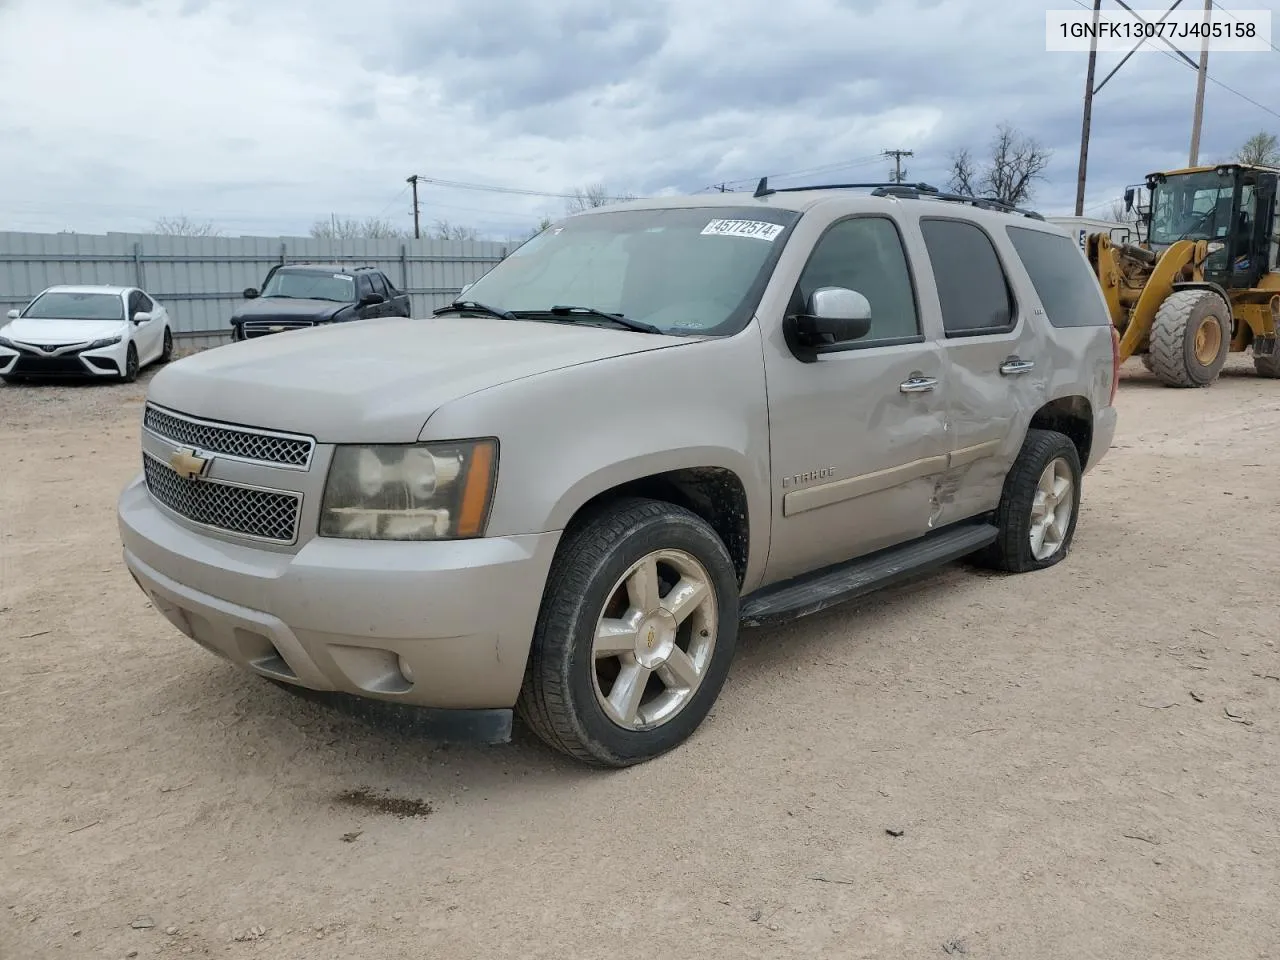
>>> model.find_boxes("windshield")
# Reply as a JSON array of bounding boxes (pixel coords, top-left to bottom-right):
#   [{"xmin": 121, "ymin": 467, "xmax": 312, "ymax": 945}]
[
  {"xmin": 1148, "ymin": 170, "xmax": 1242, "ymax": 245},
  {"xmin": 461, "ymin": 206, "xmax": 800, "ymax": 336},
  {"xmin": 261, "ymin": 269, "xmax": 355, "ymax": 302},
  {"xmin": 22, "ymin": 291, "xmax": 124, "ymax": 321}
]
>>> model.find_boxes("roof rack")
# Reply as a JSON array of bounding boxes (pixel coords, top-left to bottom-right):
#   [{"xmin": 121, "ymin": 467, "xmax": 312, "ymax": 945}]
[{"xmin": 751, "ymin": 176, "xmax": 1044, "ymax": 221}]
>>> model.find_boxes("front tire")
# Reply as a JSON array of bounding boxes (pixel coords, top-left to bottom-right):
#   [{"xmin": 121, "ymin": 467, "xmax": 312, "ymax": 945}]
[
  {"xmin": 516, "ymin": 497, "xmax": 739, "ymax": 767},
  {"xmin": 119, "ymin": 344, "xmax": 139, "ymax": 383},
  {"xmin": 1148, "ymin": 290, "xmax": 1230, "ymax": 387},
  {"xmin": 971, "ymin": 429, "xmax": 1082, "ymax": 574}
]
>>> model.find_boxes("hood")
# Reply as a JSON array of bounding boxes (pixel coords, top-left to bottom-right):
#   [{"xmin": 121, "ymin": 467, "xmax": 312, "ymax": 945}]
[
  {"xmin": 147, "ymin": 314, "xmax": 693, "ymax": 442},
  {"xmin": 1, "ymin": 317, "xmax": 127, "ymax": 345},
  {"xmin": 230, "ymin": 298, "xmax": 347, "ymax": 322}
]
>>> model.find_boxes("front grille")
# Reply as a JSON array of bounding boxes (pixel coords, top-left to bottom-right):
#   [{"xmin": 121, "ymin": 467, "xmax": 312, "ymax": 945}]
[
  {"xmin": 143, "ymin": 405, "xmax": 314, "ymax": 468},
  {"xmin": 242, "ymin": 320, "xmax": 314, "ymax": 339},
  {"xmin": 12, "ymin": 355, "xmax": 89, "ymax": 375},
  {"xmin": 144, "ymin": 454, "xmax": 301, "ymax": 543}
]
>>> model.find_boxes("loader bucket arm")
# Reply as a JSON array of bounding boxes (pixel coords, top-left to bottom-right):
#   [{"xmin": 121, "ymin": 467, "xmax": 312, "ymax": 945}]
[{"xmin": 1084, "ymin": 234, "xmax": 1199, "ymax": 361}]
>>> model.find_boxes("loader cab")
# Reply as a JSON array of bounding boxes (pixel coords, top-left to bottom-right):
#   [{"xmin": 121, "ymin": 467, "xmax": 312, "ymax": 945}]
[{"xmin": 1140, "ymin": 163, "xmax": 1279, "ymax": 290}]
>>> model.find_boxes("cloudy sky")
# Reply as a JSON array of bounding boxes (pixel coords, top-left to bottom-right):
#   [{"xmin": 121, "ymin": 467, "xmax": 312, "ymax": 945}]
[{"xmin": 1, "ymin": 0, "xmax": 1278, "ymax": 241}]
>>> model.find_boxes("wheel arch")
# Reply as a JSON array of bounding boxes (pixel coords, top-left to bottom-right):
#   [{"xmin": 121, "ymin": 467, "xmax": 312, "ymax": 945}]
[
  {"xmin": 557, "ymin": 463, "xmax": 753, "ymax": 588},
  {"xmin": 1028, "ymin": 395, "xmax": 1093, "ymax": 471}
]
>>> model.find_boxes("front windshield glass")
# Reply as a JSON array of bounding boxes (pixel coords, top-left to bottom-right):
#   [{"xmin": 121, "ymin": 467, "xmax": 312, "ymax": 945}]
[
  {"xmin": 261, "ymin": 270, "xmax": 355, "ymax": 302},
  {"xmin": 23, "ymin": 292, "xmax": 124, "ymax": 321},
  {"xmin": 462, "ymin": 206, "xmax": 801, "ymax": 336},
  {"xmin": 1148, "ymin": 170, "xmax": 1239, "ymax": 245}
]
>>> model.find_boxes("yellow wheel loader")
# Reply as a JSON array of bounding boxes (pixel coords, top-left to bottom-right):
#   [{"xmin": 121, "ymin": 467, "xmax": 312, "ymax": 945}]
[{"xmin": 1085, "ymin": 162, "xmax": 1280, "ymax": 387}]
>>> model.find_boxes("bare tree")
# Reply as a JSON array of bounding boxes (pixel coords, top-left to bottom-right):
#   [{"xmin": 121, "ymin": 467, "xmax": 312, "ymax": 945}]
[
  {"xmin": 1237, "ymin": 131, "xmax": 1280, "ymax": 166},
  {"xmin": 947, "ymin": 125, "xmax": 1052, "ymax": 206},
  {"xmin": 153, "ymin": 215, "xmax": 221, "ymax": 237},
  {"xmin": 432, "ymin": 219, "xmax": 479, "ymax": 242},
  {"xmin": 309, "ymin": 215, "xmax": 409, "ymax": 240},
  {"xmin": 565, "ymin": 183, "xmax": 637, "ymax": 215}
]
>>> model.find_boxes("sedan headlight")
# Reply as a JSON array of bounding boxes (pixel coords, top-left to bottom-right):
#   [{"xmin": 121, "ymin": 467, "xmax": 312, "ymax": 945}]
[
  {"xmin": 320, "ymin": 439, "xmax": 498, "ymax": 541},
  {"xmin": 86, "ymin": 336, "xmax": 122, "ymax": 350},
  {"xmin": 0, "ymin": 336, "xmax": 16, "ymax": 350}
]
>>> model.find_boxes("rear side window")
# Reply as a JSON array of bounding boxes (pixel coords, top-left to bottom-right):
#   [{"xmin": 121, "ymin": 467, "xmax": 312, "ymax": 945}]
[
  {"xmin": 920, "ymin": 219, "xmax": 1014, "ymax": 336},
  {"xmin": 1006, "ymin": 226, "xmax": 1110, "ymax": 327}
]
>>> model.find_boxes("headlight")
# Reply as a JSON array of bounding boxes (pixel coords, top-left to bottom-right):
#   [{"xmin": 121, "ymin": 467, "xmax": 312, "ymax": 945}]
[
  {"xmin": 0, "ymin": 336, "xmax": 16, "ymax": 350},
  {"xmin": 86, "ymin": 336, "xmax": 122, "ymax": 350},
  {"xmin": 319, "ymin": 439, "xmax": 497, "ymax": 541}
]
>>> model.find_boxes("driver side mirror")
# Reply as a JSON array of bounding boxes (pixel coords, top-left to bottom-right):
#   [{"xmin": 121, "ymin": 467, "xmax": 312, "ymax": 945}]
[
  {"xmin": 785, "ymin": 287, "xmax": 873, "ymax": 361},
  {"xmin": 132, "ymin": 311, "xmax": 152, "ymax": 324},
  {"xmin": 242, "ymin": 287, "xmax": 259, "ymax": 300},
  {"xmin": 1123, "ymin": 186, "xmax": 1135, "ymax": 212},
  {"xmin": 360, "ymin": 292, "xmax": 386, "ymax": 306},
  {"xmin": 6, "ymin": 309, "xmax": 18, "ymax": 320}
]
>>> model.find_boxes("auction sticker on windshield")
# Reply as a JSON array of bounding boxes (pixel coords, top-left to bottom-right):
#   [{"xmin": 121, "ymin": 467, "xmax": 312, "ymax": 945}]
[{"xmin": 700, "ymin": 219, "xmax": 784, "ymax": 241}]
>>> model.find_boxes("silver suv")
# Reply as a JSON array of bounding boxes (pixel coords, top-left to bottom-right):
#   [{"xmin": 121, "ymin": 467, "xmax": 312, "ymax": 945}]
[{"xmin": 117, "ymin": 181, "xmax": 1119, "ymax": 767}]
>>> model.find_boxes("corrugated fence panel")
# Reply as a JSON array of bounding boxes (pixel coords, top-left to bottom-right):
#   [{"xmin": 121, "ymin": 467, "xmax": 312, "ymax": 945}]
[{"xmin": 0, "ymin": 231, "xmax": 508, "ymax": 345}]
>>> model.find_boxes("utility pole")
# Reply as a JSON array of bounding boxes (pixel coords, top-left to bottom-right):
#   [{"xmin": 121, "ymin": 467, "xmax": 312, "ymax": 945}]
[
  {"xmin": 1074, "ymin": 0, "xmax": 1102, "ymax": 216},
  {"xmin": 406, "ymin": 174, "xmax": 421, "ymax": 240},
  {"xmin": 884, "ymin": 149, "xmax": 913, "ymax": 183},
  {"xmin": 1188, "ymin": 0, "xmax": 1211, "ymax": 166}
]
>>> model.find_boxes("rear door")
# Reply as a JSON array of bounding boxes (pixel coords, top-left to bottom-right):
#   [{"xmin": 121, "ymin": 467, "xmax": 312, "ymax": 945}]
[{"xmin": 919, "ymin": 217, "xmax": 1045, "ymax": 526}]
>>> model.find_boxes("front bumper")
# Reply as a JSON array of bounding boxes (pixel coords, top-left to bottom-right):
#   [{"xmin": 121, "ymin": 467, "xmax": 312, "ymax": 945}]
[
  {"xmin": 0, "ymin": 342, "xmax": 124, "ymax": 377},
  {"xmin": 118, "ymin": 474, "xmax": 561, "ymax": 710}
]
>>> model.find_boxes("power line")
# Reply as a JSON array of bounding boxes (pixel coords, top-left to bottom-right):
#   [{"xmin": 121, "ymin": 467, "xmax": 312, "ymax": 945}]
[
  {"xmin": 1211, "ymin": 0, "xmax": 1280, "ymax": 55},
  {"xmin": 1068, "ymin": 0, "xmax": 1280, "ymax": 121},
  {"xmin": 409, "ymin": 175, "xmax": 635, "ymax": 202},
  {"xmin": 707, "ymin": 154, "xmax": 886, "ymax": 191}
]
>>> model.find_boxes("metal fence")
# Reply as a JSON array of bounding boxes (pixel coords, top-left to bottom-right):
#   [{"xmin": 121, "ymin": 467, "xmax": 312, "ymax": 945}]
[{"xmin": 0, "ymin": 231, "xmax": 512, "ymax": 349}]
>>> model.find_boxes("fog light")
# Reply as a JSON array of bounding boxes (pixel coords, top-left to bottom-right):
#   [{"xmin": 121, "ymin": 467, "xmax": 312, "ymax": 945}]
[{"xmin": 397, "ymin": 654, "xmax": 414, "ymax": 684}]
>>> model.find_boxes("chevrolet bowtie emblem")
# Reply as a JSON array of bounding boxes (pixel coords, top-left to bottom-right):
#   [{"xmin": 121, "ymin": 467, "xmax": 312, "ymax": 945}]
[{"xmin": 170, "ymin": 447, "xmax": 211, "ymax": 480}]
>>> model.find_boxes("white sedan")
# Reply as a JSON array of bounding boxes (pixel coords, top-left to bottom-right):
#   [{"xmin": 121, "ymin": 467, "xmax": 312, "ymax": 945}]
[{"xmin": 0, "ymin": 284, "xmax": 174, "ymax": 384}]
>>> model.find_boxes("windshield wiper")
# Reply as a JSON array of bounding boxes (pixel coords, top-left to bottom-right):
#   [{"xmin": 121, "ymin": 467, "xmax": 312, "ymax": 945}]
[
  {"xmin": 432, "ymin": 299, "xmax": 518, "ymax": 321},
  {"xmin": 539, "ymin": 305, "xmax": 663, "ymax": 335}
]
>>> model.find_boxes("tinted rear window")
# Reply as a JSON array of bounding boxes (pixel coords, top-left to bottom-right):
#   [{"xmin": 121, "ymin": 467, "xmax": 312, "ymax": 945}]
[
  {"xmin": 1006, "ymin": 226, "xmax": 1109, "ymax": 327},
  {"xmin": 919, "ymin": 219, "xmax": 1014, "ymax": 336}
]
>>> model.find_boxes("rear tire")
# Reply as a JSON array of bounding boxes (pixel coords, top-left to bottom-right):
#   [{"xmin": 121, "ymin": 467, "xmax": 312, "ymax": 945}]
[
  {"xmin": 971, "ymin": 429, "xmax": 1082, "ymax": 574},
  {"xmin": 516, "ymin": 497, "xmax": 739, "ymax": 767},
  {"xmin": 158, "ymin": 327, "xmax": 174, "ymax": 364},
  {"xmin": 1148, "ymin": 290, "xmax": 1230, "ymax": 388}
]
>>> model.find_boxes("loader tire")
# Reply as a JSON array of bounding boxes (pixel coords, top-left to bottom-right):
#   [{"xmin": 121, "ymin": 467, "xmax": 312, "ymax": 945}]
[
  {"xmin": 1140, "ymin": 352, "xmax": 1155, "ymax": 373},
  {"xmin": 1147, "ymin": 290, "xmax": 1230, "ymax": 388},
  {"xmin": 1253, "ymin": 349, "xmax": 1280, "ymax": 379}
]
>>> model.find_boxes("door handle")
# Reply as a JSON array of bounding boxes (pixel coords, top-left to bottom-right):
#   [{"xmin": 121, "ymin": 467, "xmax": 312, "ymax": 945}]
[
  {"xmin": 899, "ymin": 376, "xmax": 939, "ymax": 394},
  {"xmin": 1000, "ymin": 358, "xmax": 1036, "ymax": 376}
]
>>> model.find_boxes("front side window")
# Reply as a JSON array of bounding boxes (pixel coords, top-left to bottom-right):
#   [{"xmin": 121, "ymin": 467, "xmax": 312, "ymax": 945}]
[
  {"xmin": 260, "ymin": 269, "xmax": 355, "ymax": 303},
  {"xmin": 459, "ymin": 206, "xmax": 801, "ymax": 336},
  {"xmin": 920, "ymin": 219, "xmax": 1014, "ymax": 336},
  {"xmin": 23, "ymin": 292, "xmax": 125, "ymax": 321},
  {"xmin": 794, "ymin": 216, "xmax": 920, "ymax": 343},
  {"xmin": 1148, "ymin": 170, "xmax": 1242, "ymax": 246},
  {"xmin": 368, "ymin": 272, "xmax": 389, "ymax": 298}
]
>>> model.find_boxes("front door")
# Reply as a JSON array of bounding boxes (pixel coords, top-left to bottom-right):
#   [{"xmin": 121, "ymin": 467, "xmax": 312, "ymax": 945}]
[{"xmin": 760, "ymin": 214, "xmax": 950, "ymax": 585}]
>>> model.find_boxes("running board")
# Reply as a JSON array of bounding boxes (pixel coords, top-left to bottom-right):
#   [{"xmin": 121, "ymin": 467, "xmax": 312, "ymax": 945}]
[{"xmin": 739, "ymin": 523, "xmax": 998, "ymax": 628}]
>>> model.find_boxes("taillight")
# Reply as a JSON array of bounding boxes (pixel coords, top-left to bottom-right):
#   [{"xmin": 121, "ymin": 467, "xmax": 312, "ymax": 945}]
[{"xmin": 1109, "ymin": 327, "xmax": 1121, "ymax": 406}]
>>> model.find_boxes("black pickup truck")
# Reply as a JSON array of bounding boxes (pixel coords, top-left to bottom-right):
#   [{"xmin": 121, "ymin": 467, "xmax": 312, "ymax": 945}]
[{"xmin": 230, "ymin": 263, "xmax": 412, "ymax": 341}]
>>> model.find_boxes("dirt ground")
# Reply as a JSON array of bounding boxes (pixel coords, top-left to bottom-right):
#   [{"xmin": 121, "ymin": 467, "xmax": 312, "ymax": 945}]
[{"xmin": 1, "ymin": 356, "xmax": 1277, "ymax": 960}]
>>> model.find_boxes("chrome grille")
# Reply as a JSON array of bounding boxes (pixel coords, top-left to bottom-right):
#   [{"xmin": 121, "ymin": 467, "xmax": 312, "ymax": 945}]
[
  {"xmin": 143, "ymin": 454, "xmax": 301, "ymax": 543},
  {"xmin": 143, "ymin": 405, "xmax": 314, "ymax": 468}
]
